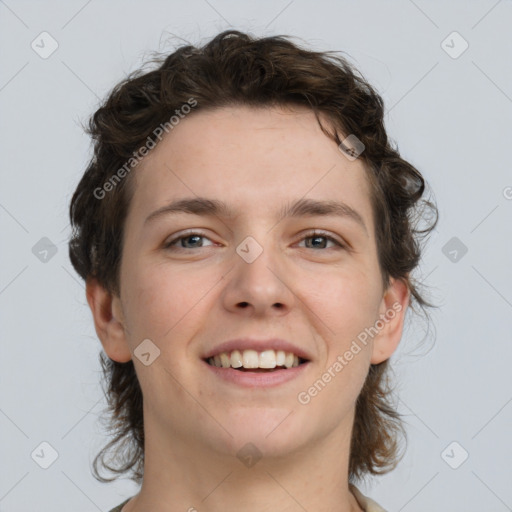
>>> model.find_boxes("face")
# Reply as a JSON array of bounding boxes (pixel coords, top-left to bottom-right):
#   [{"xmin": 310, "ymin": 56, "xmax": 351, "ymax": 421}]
[{"xmin": 93, "ymin": 105, "xmax": 408, "ymax": 461}]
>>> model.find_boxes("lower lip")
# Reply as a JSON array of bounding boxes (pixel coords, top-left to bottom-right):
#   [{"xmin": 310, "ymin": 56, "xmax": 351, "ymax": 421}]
[{"xmin": 202, "ymin": 360, "xmax": 310, "ymax": 388}]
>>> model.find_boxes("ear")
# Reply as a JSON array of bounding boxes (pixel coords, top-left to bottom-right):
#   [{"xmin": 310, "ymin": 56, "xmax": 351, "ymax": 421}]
[
  {"xmin": 370, "ymin": 277, "xmax": 410, "ymax": 364},
  {"xmin": 85, "ymin": 277, "xmax": 132, "ymax": 363}
]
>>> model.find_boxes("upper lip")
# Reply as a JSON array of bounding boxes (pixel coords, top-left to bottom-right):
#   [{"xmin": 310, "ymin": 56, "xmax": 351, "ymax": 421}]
[{"xmin": 203, "ymin": 338, "xmax": 312, "ymax": 361}]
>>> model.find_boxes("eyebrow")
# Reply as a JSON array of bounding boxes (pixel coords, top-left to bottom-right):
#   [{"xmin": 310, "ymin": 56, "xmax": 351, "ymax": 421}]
[{"xmin": 144, "ymin": 196, "xmax": 368, "ymax": 234}]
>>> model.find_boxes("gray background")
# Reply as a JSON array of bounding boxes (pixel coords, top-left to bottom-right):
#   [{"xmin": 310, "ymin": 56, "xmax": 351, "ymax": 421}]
[{"xmin": 1, "ymin": 0, "xmax": 511, "ymax": 510}]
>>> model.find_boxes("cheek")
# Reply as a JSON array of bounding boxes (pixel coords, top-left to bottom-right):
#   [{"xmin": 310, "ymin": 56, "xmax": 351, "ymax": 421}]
[
  {"xmin": 122, "ymin": 262, "xmax": 221, "ymax": 343},
  {"xmin": 297, "ymin": 344, "xmax": 370, "ymax": 433},
  {"xmin": 305, "ymin": 266, "xmax": 381, "ymax": 342}
]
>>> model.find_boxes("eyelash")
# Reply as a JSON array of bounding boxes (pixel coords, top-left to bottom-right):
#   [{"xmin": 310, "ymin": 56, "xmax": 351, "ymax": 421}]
[{"xmin": 163, "ymin": 230, "xmax": 345, "ymax": 251}]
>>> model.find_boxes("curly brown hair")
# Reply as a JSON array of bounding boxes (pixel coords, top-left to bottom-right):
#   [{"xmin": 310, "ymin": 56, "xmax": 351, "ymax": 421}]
[{"xmin": 68, "ymin": 29, "xmax": 438, "ymax": 486}]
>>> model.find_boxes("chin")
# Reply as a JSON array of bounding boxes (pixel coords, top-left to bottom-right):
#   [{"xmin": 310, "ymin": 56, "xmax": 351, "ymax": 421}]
[{"xmin": 212, "ymin": 409, "xmax": 314, "ymax": 460}]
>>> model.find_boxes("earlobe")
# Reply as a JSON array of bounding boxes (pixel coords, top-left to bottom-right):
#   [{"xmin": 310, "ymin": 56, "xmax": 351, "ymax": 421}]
[
  {"xmin": 85, "ymin": 277, "xmax": 132, "ymax": 363},
  {"xmin": 370, "ymin": 277, "xmax": 410, "ymax": 365}
]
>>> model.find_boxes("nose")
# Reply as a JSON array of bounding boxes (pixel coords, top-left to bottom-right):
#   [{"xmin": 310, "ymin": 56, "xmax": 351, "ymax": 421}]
[{"xmin": 220, "ymin": 238, "xmax": 295, "ymax": 317}]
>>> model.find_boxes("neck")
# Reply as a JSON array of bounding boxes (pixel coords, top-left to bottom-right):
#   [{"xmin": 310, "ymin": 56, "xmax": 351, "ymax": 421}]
[{"xmin": 123, "ymin": 410, "xmax": 364, "ymax": 512}]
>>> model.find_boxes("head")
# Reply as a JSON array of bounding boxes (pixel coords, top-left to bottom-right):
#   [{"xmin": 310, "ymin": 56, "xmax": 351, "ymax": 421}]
[{"xmin": 69, "ymin": 30, "xmax": 437, "ymax": 485}]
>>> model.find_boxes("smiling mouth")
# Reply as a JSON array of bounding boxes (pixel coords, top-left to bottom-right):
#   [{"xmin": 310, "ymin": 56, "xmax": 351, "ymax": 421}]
[{"xmin": 205, "ymin": 349, "xmax": 308, "ymax": 372}]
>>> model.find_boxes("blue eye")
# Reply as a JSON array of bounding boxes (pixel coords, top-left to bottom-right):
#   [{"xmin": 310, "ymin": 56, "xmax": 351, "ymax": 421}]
[
  {"xmin": 299, "ymin": 231, "xmax": 344, "ymax": 250},
  {"xmin": 163, "ymin": 230, "xmax": 344, "ymax": 251},
  {"xmin": 164, "ymin": 232, "xmax": 214, "ymax": 250}
]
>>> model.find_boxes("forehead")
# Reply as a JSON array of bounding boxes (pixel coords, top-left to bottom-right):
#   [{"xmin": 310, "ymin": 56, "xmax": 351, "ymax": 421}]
[{"xmin": 126, "ymin": 105, "xmax": 374, "ymax": 231}]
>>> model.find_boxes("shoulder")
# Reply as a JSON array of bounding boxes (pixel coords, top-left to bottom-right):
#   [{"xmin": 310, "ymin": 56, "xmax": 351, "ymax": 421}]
[
  {"xmin": 349, "ymin": 483, "xmax": 388, "ymax": 512},
  {"xmin": 109, "ymin": 491, "xmax": 386, "ymax": 512}
]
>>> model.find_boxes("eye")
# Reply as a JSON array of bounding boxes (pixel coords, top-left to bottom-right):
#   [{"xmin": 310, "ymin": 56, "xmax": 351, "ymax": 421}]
[
  {"xmin": 163, "ymin": 230, "xmax": 345, "ymax": 251},
  {"xmin": 164, "ymin": 231, "xmax": 215, "ymax": 250},
  {"xmin": 298, "ymin": 230, "xmax": 345, "ymax": 250}
]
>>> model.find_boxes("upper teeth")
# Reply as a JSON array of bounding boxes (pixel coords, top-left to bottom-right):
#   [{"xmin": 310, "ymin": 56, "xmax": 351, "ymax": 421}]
[{"xmin": 208, "ymin": 349, "xmax": 301, "ymax": 369}]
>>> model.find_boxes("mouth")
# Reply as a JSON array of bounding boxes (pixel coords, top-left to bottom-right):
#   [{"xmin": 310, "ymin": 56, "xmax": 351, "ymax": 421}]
[
  {"xmin": 202, "ymin": 339, "xmax": 312, "ymax": 387},
  {"xmin": 204, "ymin": 349, "xmax": 308, "ymax": 372}
]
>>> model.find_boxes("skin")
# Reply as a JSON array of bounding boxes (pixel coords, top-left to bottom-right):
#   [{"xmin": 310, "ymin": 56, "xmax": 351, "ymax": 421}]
[{"xmin": 86, "ymin": 105, "xmax": 410, "ymax": 512}]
